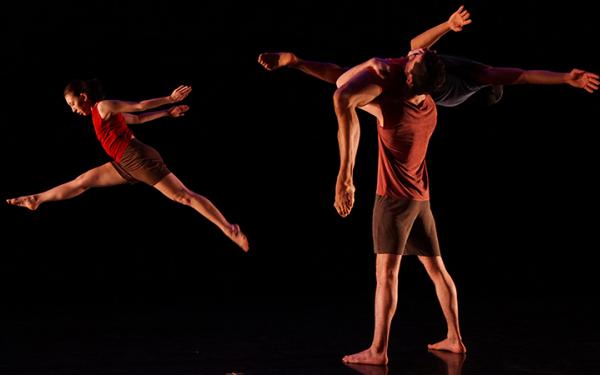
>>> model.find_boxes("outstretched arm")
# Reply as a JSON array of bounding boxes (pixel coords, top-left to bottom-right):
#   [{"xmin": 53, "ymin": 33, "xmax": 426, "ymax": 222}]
[
  {"xmin": 122, "ymin": 105, "xmax": 190, "ymax": 124},
  {"xmin": 333, "ymin": 69, "xmax": 384, "ymax": 217},
  {"xmin": 258, "ymin": 52, "xmax": 346, "ymax": 84},
  {"xmin": 97, "ymin": 85, "xmax": 192, "ymax": 119},
  {"xmin": 410, "ymin": 5, "xmax": 472, "ymax": 50},
  {"xmin": 337, "ymin": 57, "xmax": 399, "ymax": 85},
  {"xmin": 477, "ymin": 67, "xmax": 599, "ymax": 93}
]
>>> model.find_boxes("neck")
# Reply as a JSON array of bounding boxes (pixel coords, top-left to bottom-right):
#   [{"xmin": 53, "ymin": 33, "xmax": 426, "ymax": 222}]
[
  {"xmin": 403, "ymin": 85, "xmax": 427, "ymax": 105},
  {"xmin": 408, "ymin": 94, "xmax": 427, "ymax": 105}
]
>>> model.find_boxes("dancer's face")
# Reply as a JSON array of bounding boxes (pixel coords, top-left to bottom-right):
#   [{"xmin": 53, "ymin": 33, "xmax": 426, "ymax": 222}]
[{"xmin": 65, "ymin": 92, "xmax": 92, "ymax": 116}]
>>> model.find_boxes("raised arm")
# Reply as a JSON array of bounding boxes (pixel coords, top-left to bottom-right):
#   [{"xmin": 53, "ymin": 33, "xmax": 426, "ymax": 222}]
[
  {"xmin": 410, "ymin": 5, "xmax": 472, "ymax": 50},
  {"xmin": 333, "ymin": 69, "xmax": 384, "ymax": 217},
  {"xmin": 476, "ymin": 67, "xmax": 599, "ymax": 93},
  {"xmin": 97, "ymin": 85, "xmax": 192, "ymax": 119},
  {"xmin": 121, "ymin": 105, "xmax": 190, "ymax": 124},
  {"xmin": 258, "ymin": 52, "xmax": 347, "ymax": 84}
]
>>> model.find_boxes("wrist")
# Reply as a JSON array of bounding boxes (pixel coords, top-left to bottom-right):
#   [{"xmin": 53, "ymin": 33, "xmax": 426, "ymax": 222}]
[{"xmin": 337, "ymin": 171, "xmax": 353, "ymax": 184}]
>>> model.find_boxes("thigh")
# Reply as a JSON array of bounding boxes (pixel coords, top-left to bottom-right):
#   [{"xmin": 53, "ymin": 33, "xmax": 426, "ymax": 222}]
[
  {"xmin": 440, "ymin": 54, "xmax": 491, "ymax": 75},
  {"xmin": 118, "ymin": 139, "xmax": 171, "ymax": 186},
  {"xmin": 78, "ymin": 162, "xmax": 128, "ymax": 187},
  {"xmin": 405, "ymin": 201, "xmax": 441, "ymax": 256},
  {"xmin": 434, "ymin": 54, "xmax": 491, "ymax": 107},
  {"xmin": 372, "ymin": 195, "xmax": 419, "ymax": 254}
]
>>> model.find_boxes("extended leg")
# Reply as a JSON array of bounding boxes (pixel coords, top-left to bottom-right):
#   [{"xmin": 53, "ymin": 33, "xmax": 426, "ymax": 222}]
[
  {"xmin": 6, "ymin": 162, "xmax": 126, "ymax": 210},
  {"xmin": 153, "ymin": 173, "xmax": 249, "ymax": 251},
  {"xmin": 418, "ymin": 255, "xmax": 466, "ymax": 353},
  {"xmin": 343, "ymin": 254, "xmax": 402, "ymax": 365}
]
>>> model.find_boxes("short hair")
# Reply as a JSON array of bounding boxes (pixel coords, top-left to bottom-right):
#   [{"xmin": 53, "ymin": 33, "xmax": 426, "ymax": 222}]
[{"xmin": 410, "ymin": 49, "xmax": 446, "ymax": 95}]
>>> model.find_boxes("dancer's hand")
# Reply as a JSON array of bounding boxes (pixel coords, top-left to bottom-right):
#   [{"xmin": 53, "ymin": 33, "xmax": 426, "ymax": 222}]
[
  {"xmin": 567, "ymin": 69, "xmax": 599, "ymax": 93},
  {"xmin": 168, "ymin": 105, "xmax": 189, "ymax": 117},
  {"xmin": 258, "ymin": 52, "xmax": 298, "ymax": 71},
  {"xmin": 448, "ymin": 5, "xmax": 472, "ymax": 32},
  {"xmin": 334, "ymin": 179, "xmax": 355, "ymax": 218},
  {"xmin": 169, "ymin": 85, "xmax": 192, "ymax": 102}
]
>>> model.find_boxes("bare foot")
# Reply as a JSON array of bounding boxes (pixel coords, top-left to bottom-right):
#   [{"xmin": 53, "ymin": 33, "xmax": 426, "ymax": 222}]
[
  {"xmin": 257, "ymin": 52, "xmax": 297, "ymax": 71},
  {"xmin": 225, "ymin": 224, "xmax": 249, "ymax": 252},
  {"xmin": 427, "ymin": 337, "xmax": 466, "ymax": 353},
  {"xmin": 342, "ymin": 348, "xmax": 388, "ymax": 366},
  {"xmin": 6, "ymin": 195, "xmax": 40, "ymax": 210},
  {"xmin": 344, "ymin": 362, "xmax": 389, "ymax": 375}
]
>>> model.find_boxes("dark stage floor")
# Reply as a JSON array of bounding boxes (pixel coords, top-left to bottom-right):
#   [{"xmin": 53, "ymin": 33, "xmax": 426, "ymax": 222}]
[{"xmin": 1, "ymin": 293, "xmax": 597, "ymax": 375}]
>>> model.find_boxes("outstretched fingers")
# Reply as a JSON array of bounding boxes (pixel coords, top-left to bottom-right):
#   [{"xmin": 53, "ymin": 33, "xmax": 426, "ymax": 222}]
[
  {"xmin": 449, "ymin": 5, "xmax": 472, "ymax": 31},
  {"xmin": 584, "ymin": 72, "xmax": 599, "ymax": 93},
  {"xmin": 334, "ymin": 190, "xmax": 354, "ymax": 217},
  {"xmin": 171, "ymin": 85, "xmax": 192, "ymax": 101},
  {"xmin": 257, "ymin": 52, "xmax": 296, "ymax": 71},
  {"xmin": 572, "ymin": 69, "xmax": 599, "ymax": 93},
  {"xmin": 169, "ymin": 104, "xmax": 190, "ymax": 117}
]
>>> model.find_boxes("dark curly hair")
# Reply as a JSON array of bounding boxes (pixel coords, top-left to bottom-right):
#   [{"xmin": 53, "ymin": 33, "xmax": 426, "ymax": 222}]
[{"xmin": 410, "ymin": 49, "xmax": 446, "ymax": 95}]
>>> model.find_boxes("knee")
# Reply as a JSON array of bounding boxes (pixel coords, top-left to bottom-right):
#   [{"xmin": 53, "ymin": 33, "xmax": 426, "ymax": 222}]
[
  {"xmin": 420, "ymin": 259, "xmax": 446, "ymax": 281},
  {"xmin": 376, "ymin": 267, "xmax": 398, "ymax": 284},
  {"xmin": 170, "ymin": 188, "xmax": 193, "ymax": 206},
  {"xmin": 74, "ymin": 173, "xmax": 92, "ymax": 191}
]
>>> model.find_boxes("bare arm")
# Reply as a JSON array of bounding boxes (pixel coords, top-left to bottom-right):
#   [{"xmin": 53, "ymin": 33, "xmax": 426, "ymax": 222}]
[
  {"xmin": 121, "ymin": 105, "xmax": 190, "ymax": 124},
  {"xmin": 478, "ymin": 67, "xmax": 599, "ymax": 93},
  {"xmin": 97, "ymin": 85, "xmax": 192, "ymax": 120},
  {"xmin": 410, "ymin": 5, "xmax": 472, "ymax": 50},
  {"xmin": 332, "ymin": 69, "xmax": 384, "ymax": 217},
  {"xmin": 258, "ymin": 52, "xmax": 346, "ymax": 84},
  {"xmin": 336, "ymin": 57, "xmax": 398, "ymax": 86}
]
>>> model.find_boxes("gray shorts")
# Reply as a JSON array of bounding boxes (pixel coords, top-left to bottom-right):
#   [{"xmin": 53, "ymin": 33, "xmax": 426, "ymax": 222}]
[
  {"xmin": 111, "ymin": 138, "xmax": 171, "ymax": 186},
  {"xmin": 433, "ymin": 54, "xmax": 491, "ymax": 107},
  {"xmin": 372, "ymin": 195, "xmax": 441, "ymax": 256}
]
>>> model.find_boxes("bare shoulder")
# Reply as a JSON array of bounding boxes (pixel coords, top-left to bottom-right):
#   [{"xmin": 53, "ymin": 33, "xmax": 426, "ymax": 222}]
[{"xmin": 96, "ymin": 100, "xmax": 117, "ymax": 120}]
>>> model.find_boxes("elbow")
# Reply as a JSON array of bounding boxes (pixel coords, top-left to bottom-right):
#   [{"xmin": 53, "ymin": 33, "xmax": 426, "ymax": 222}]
[{"xmin": 131, "ymin": 104, "xmax": 144, "ymax": 112}]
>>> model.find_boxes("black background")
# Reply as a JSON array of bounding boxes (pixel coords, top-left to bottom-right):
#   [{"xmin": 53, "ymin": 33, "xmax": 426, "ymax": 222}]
[{"xmin": 1, "ymin": 0, "xmax": 598, "ymax": 309}]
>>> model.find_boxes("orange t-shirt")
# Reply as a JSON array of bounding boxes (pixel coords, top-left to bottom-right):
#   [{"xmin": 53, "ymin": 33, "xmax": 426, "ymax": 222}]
[{"xmin": 375, "ymin": 57, "xmax": 438, "ymax": 201}]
